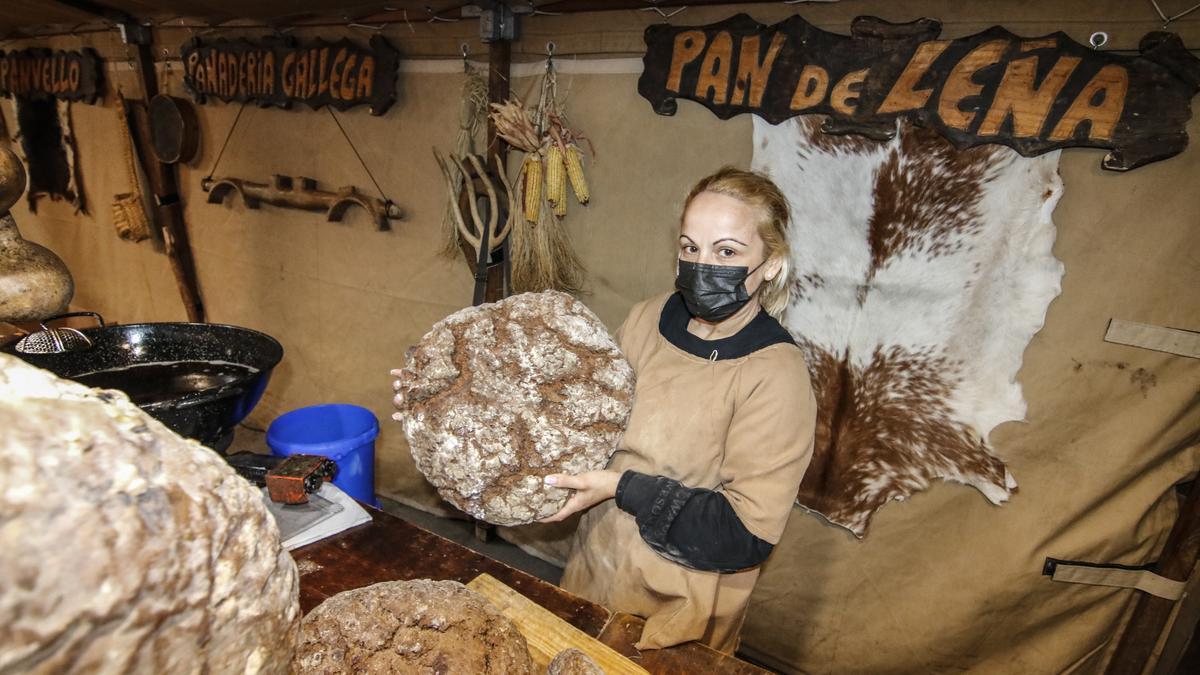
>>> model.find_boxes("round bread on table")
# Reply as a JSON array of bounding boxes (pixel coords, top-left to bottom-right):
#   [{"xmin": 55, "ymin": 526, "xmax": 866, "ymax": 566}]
[
  {"xmin": 293, "ymin": 579, "xmax": 534, "ymax": 674},
  {"xmin": 0, "ymin": 354, "xmax": 299, "ymax": 674},
  {"xmin": 392, "ymin": 290, "xmax": 635, "ymax": 525},
  {"xmin": 547, "ymin": 648, "xmax": 606, "ymax": 674}
]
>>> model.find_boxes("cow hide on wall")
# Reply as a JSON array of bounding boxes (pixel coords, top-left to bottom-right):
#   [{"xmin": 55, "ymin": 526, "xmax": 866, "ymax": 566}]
[{"xmin": 752, "ymin": 116, "xmax": 1064, "ymax": 536}]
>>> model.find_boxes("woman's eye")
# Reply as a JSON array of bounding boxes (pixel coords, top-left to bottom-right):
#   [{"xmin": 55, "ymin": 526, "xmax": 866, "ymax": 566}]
[
  {"xmin": 718, "ymin": 248, "xmax": 736, "ymax": 257},
  {"xmin": 682, "ymin": 245, "xmax": 698, "ymax": 254}
]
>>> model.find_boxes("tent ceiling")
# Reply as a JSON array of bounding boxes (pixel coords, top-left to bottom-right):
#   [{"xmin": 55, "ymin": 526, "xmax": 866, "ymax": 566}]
[
  {"xmin": 0, "ymin": 1, "xmax": 470, "ymax": 37},
  {"xmin": 0, "ymin": 0, "xmax": 743, "ymax": 39}
]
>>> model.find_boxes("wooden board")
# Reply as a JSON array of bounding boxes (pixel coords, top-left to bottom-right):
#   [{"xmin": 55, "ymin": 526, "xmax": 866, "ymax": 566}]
[
  {"xmin": 638, "ymin": 13, "xmax": 1200, "ymax": 171},
  {"xmin": 180, "ymin": 35, "xmax": 399, "ymax": 115},
  {"xmin": 468, "ymin": 573, "xmax": 650, "ymax": 675}
]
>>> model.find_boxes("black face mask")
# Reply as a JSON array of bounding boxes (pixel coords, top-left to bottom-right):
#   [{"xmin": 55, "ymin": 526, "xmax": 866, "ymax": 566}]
[{"xmin": 675, "ymin": 259, "xmax": 767, "ymax": 322}]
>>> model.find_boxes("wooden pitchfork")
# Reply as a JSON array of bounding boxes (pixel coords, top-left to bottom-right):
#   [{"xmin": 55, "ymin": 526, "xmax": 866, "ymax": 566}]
[{"xmin": 433, "ymin": 150, "xmax": 516, "ymax": 304}]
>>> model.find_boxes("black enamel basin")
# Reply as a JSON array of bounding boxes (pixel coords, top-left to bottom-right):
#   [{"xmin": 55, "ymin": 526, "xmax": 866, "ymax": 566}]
[{"xmin": 2, "ymin": 322, "xmax": 283, "ymax": 451}]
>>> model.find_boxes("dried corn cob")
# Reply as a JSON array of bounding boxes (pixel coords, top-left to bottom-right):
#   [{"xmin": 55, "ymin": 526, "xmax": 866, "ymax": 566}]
[
  {"xmin": 523, "ymin": 153, "xmax": 542, "ymax": 223},
  {"xmin": 565, "ymin": 144, "xmax": 590, "ymax": 205},
  {"xmin": 545, "ymin": 144, "xmax": 567, "ymax": 217}
]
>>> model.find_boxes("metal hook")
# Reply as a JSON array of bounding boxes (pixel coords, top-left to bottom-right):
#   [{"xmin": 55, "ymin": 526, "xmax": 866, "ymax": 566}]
[
  {"xmin": 1089, "ymin": 31, "xmax": 1109, "ymax": 50},
  {"xmin": 461, "ymin": 42, "xmax": 470, "ymax": 72}
]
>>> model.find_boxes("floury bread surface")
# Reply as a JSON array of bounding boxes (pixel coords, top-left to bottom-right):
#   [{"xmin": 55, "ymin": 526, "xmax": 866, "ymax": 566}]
[
  {"xmin": 293, "ymin": 579, "xmax": 534, "ymax": 674},
  {"xmin": 392, "ymin": 290, "xmax": 635, "ymax": 525},
  {"xmin": 0, "ymin": 354, "xmax": 300, "ymax": 674},
  {"xmin": 547, "ymin": 648, "xmax": 606, "ymax": 674}
]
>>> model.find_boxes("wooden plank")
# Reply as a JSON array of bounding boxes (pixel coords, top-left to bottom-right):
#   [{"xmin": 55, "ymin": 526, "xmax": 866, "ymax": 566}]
[
  {"xmin": 468, "ymin": 572, "xmax": 649, "ymax": 675},
  {"xmin": 638, "ymin": 13, "xmax": 1200, "ymax": 171},
  {"xmin": 1107, "ymin": 480, "xmax": 1200, "ymax": 673}
]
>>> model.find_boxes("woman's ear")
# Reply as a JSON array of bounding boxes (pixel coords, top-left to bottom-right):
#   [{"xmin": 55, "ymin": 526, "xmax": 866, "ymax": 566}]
[{"xmin": 764, "ymin": 254, "xmax": 784, "ymax": 282}]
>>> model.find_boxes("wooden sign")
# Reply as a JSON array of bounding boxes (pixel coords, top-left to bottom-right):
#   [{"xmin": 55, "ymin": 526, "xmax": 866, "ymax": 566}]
[
  {"xmin": 181, "ymin": 36, "xmax": 399, "ymax": 115},
  {"xmin": 0, "ymin": 48, "xmax": 102, "ymax": 103},
  {"xmin": 639, "ymin": 14, "xmax": 1200, "ymax": 170}
]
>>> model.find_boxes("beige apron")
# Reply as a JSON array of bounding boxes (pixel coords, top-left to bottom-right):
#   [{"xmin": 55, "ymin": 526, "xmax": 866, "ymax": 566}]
[{"xmin": 561, "ymin": 293, "xmax": 816, "ymax": 654}]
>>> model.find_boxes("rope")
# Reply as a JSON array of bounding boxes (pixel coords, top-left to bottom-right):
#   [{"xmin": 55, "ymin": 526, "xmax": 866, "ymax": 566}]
[
  {"xmin": 205, "ymin": 100, "xmax": 247, "ymax": 179},
  {"xmin": 327, "ymin": 107, "xmax": 390, "ymax": 203}
]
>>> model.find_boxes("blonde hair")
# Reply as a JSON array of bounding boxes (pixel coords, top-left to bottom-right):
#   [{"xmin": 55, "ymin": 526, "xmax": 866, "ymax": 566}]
[{"xmin": 682, "ymin": 167, "xmax": 792, "ymax": 318}]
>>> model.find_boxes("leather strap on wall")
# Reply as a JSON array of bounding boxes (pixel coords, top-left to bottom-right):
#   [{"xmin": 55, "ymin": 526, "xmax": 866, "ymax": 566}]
[{"xmin": 1044, "ymin": 558, "xmax": 1186, "ymax": 600}]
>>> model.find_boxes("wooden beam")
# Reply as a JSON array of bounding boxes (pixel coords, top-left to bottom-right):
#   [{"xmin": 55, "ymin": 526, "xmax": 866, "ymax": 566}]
[
  {"xmin": 1107, "ymin": 474, "xmax": 1200, "ymax": 673},
  {"xmin": 128, "ymin": 42, "xmax": 206, "ymax": 323},
  {"xmin": 481, "ymin": 38, "xmax": 510, "ymax": 306},
  {"xmin": 49, "ymin": 0, "xmax": 205, "ymax": 322},
  {"xmin": 537, "ymin": 0, "xmax": 768, "ymax": 13}
]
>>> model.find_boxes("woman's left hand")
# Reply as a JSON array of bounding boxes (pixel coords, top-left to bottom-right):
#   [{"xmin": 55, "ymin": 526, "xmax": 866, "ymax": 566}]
[{"xmin": 539, "ymin": 470, "xmax": 622, "ymax": 523}]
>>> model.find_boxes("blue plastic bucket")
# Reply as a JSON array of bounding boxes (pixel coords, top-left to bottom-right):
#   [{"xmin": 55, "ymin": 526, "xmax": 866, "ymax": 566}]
[{"xmin": 266, "ymin": 404, "xmax": 379, "ymax": 507}]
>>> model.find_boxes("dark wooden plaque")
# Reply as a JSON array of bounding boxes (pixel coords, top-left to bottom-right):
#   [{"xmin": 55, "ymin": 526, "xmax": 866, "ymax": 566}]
[
  {"xmin": 181, "ymin": 35, "xmax": 400, "ymax": 115},
  {"xmin": 0, "ymin": 48, "xmax": 102, "ymax": 103},
  {"xmin": 639, "ymin": 14, "xmax": 1200, "ymax": 170}
]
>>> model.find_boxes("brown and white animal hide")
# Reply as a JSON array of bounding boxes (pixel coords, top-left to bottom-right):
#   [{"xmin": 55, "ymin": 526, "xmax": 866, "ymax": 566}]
[{"xmin": 752, "ymin": 117, "xmax": 1064, "ymax": 536}]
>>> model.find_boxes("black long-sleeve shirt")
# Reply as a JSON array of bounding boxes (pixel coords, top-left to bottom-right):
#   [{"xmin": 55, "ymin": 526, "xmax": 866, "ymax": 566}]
[{"xmin": 614, "ymin": 470, "xmax": 775, "ymax": 573}]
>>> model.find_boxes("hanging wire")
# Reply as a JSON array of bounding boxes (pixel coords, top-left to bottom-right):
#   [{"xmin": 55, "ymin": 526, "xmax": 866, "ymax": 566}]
[
  {"xmin": 425, "ymin": 5, "xmax": 459, "ymax": 23},
  {"xmin": 638, "ymin": 4, "xmax": 688, "ymax": 21},
  {"xmin": 205, "ymin": 100, "xmax": 248, "ymax": 179},
  {"xmin": 527, "ymin": 1, "xmax": 564, "ymax": 16},
  {"xmin": 326, "ymin": 107, "xmax": 391, "ymax": 204},
  {"xmin": 1149, "ymin": 0, "xmax": 1200, "ymax": 27}
]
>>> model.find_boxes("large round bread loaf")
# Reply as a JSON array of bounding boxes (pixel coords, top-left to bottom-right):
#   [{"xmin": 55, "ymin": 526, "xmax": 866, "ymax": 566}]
[
  {"xmin": 293, "ymin": 579, "xmax": 534, "ymax": 674},
  {"xmin": 392, "ymin": 290, "xmax": 635, "ymax": 525},
  {"xmin": 0, "ymin": 355, "xmax": 300, "ymax": 674}
]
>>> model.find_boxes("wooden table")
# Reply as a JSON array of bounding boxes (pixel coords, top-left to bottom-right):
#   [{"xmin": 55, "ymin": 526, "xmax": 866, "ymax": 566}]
[{"xmin": 294, "ymin": 508, "xmax": 770, "ymax": 675}]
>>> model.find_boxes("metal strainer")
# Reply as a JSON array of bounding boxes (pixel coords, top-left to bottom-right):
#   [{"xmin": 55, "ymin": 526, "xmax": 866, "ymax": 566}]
[{"xmin": 14, "ymin": 312, "xmax": 105, "ymax": 354}]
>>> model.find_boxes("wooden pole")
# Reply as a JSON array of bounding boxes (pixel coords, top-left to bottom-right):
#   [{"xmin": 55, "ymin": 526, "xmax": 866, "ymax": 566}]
[
  {"xmin": 1106, "ymin": 478, "xmax": 1200, "ymax": 673},
  {"xmin": 471, "ymin": 37, "xmax": 512, "ymax": 544},
  {"xmin": 483, "ymin": 38, "xmax": 511, "ymax": 305},
  {"xmin": 127, "ymin": 41, "xmax": 205, "ymax": 323},
  {"xmin": 48, "ymin": 2, "xmax": 205, "ymax": 322}
]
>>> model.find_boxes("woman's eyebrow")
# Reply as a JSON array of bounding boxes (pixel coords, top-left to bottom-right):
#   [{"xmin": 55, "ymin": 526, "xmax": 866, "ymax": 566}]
[
  {"xmin": 679, "ymin": 234, "xmax": 696, "ymax": 242},
  {"xmin": 714, "ymin": 238, "xmax": 747, "ymax": 246}
]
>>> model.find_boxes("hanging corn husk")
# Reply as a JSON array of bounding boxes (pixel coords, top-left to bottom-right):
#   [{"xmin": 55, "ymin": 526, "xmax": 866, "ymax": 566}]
[
  {"xmin": 438, "ymin": 66, "xmax": 490, "ymax": 257},
  {"xmin": 487, "ymin": 69, "xmax": 587, "ymax": 294}
]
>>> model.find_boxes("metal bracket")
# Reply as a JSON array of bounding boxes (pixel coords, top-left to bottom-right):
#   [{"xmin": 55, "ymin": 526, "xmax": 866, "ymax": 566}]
[
  {"xmin": 117, "ymin": 21, "xmax": 152, "ymax": 46},
  {"xmin": 478, "ymin": 3, "xmax": 518, "ymax": 42}
]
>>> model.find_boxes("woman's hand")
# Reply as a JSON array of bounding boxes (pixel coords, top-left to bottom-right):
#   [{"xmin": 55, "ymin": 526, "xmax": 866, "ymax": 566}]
[{"xmin": 539, "ymin": 470, "xmax": 622, "ymax": 523}]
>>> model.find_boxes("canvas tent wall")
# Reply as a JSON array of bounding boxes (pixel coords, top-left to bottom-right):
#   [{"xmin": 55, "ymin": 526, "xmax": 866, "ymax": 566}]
[{"xmin": 1, "ymin": 2, "xmax": 1198, "ymax": 672}]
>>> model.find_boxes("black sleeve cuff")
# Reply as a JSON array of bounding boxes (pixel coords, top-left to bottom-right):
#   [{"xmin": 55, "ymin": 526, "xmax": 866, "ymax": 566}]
[
  {"xmin": 615, "ymin": 470, "xmax": 658, "ymax": 515},
  {"xmin": 613, "ymin": 471, "xmax": 775, "ymax": 573}
]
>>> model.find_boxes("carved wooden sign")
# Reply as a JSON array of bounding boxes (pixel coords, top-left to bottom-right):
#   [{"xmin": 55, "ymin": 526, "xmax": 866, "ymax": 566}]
[
  {"xmin": 181, "ymin": 36, "xmax": 399, "ymax": 115},
  {"xmin": 639, "ymin": 14, "xmax": 1200, "ymax": 170},
  {"xmin": 0, "ymin": 48, "xmax": 102, "ymax": 103}
]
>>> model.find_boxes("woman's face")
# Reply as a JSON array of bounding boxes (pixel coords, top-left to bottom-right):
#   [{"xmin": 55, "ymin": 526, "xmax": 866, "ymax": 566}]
[{"xmin": 679, "ymin": 191, "xmax": 779, "ymax": 295}]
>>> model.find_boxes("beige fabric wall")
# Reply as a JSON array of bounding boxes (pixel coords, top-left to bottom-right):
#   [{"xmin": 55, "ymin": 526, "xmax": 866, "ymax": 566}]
[{"xmin": 3, "ymin": 2, "xmax": 1199, "ymax": 672}]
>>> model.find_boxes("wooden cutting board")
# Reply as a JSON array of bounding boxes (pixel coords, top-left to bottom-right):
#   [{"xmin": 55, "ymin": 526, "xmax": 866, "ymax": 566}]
[{"xmin": 468, "ymin": 573, "xmax": 649, "ymax": 674}]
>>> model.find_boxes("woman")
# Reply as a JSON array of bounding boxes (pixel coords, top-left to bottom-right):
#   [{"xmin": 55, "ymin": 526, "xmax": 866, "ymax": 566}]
[{"xmin": 542, "ymin": 167, "xmax": 817, "ymax": 654}]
